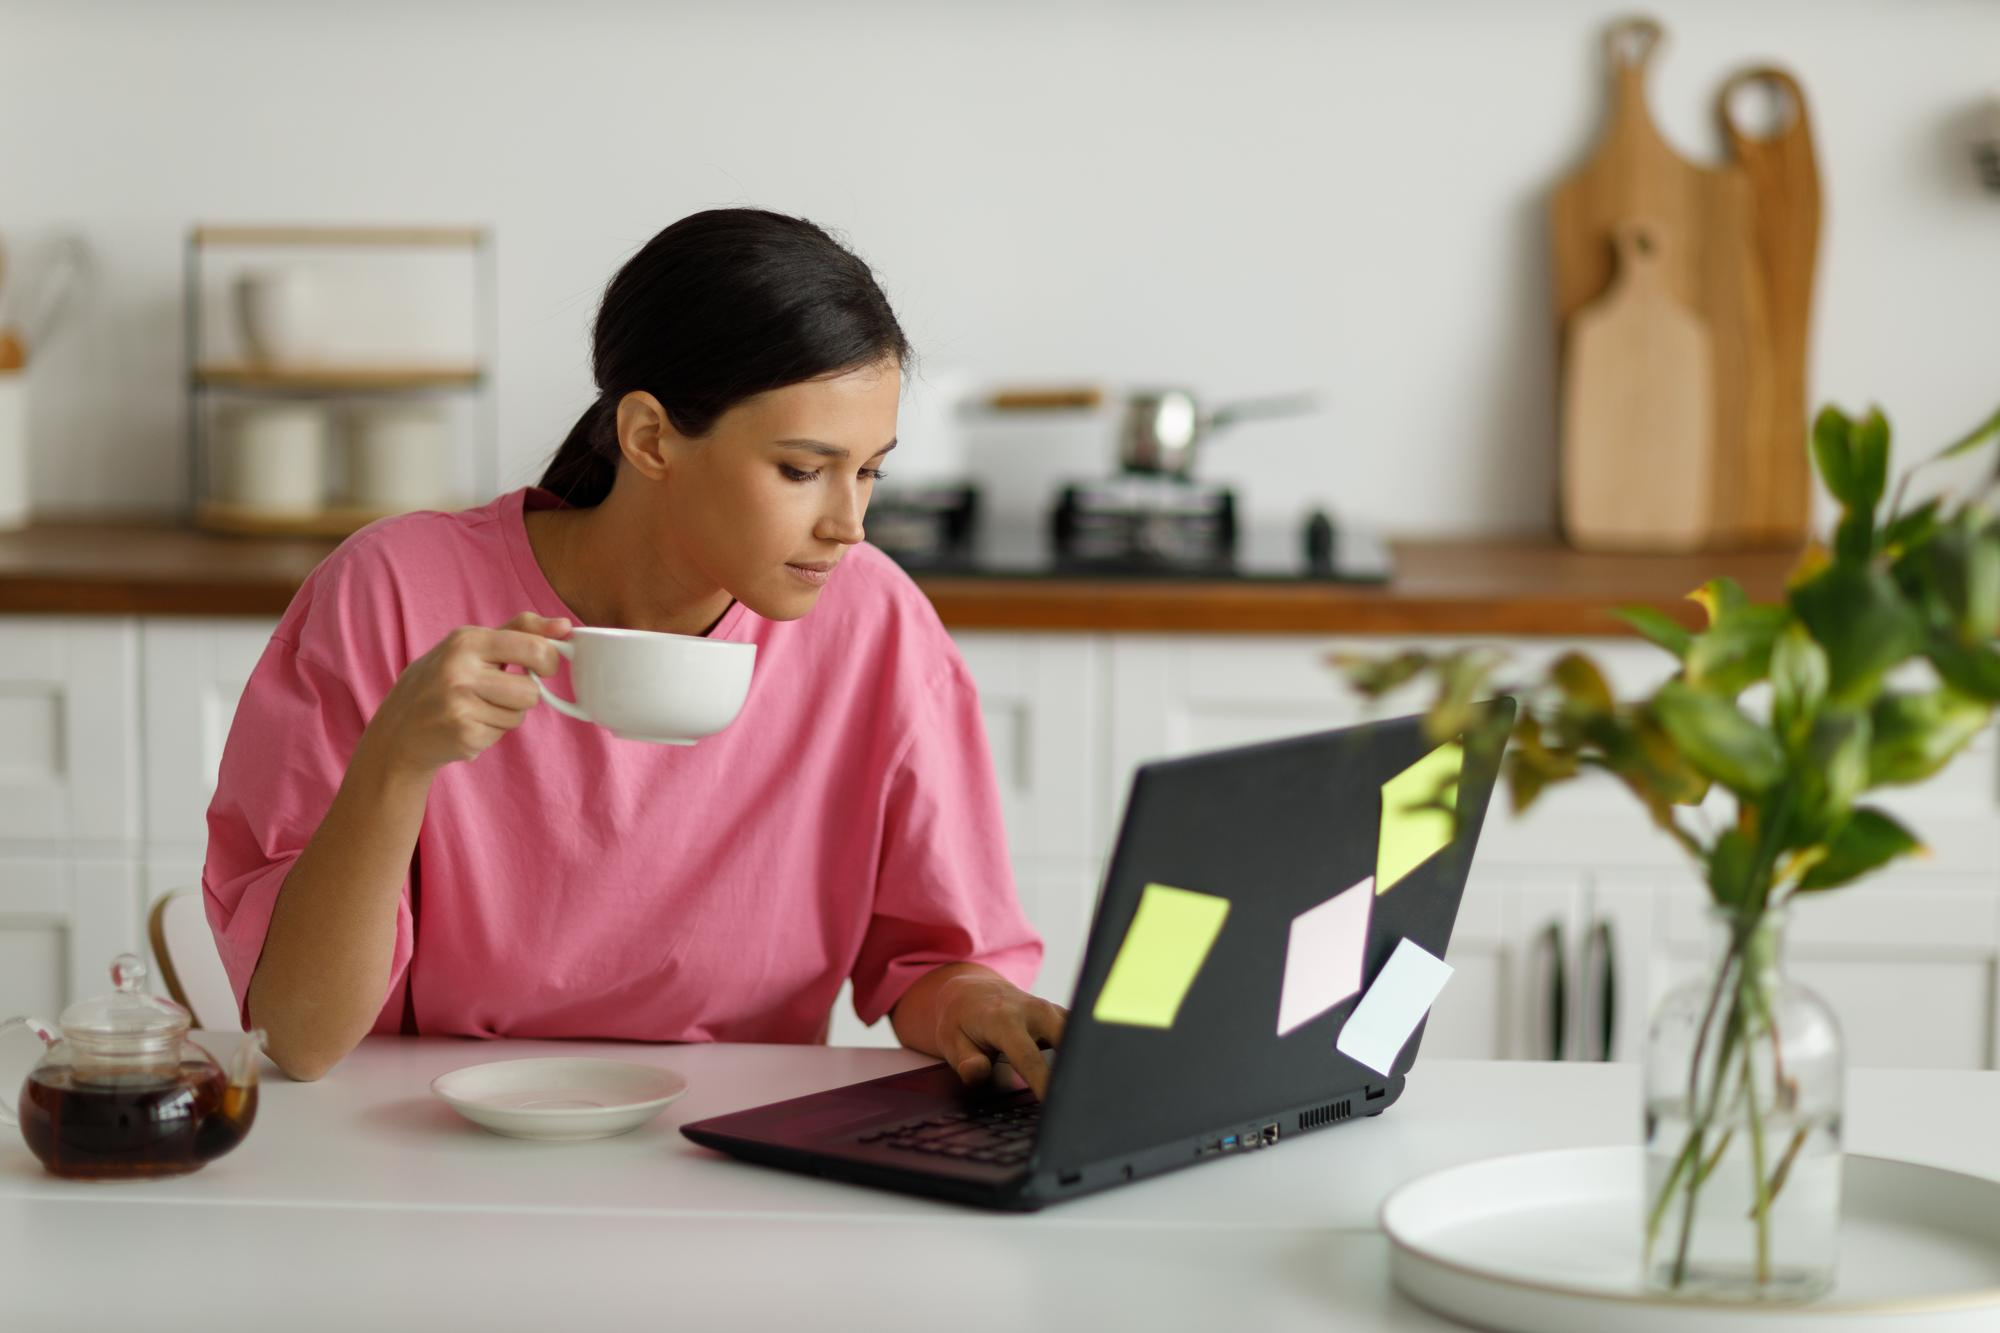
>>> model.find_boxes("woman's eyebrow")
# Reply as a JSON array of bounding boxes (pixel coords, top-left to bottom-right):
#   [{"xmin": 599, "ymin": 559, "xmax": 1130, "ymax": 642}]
[{"xmin": 773, "ymin": 438, "xmax": 898, "ymax": 460}]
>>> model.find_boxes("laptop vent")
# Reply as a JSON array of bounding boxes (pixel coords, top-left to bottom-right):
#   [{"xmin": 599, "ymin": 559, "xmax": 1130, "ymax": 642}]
[{"xmin": 1299, "ymin": 1099, "xmax": 1352, "ymax": 1131}]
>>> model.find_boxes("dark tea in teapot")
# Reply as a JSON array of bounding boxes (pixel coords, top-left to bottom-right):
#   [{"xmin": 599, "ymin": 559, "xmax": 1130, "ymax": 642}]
[{"xmin": 19, "ymin": 1061, "xmax": 258, "ymax": 1180}]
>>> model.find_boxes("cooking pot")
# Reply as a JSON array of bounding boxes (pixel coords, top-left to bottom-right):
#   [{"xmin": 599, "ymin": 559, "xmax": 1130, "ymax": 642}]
[{"xmin": 975, "ymin": 385, "xmax": 1319, "ymax": 480}]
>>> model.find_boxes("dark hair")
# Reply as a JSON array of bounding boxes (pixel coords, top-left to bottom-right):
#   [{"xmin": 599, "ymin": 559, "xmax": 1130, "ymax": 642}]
[{"xmin": 539, "ymin": 209, "xmax": 914, "ymax": 507}]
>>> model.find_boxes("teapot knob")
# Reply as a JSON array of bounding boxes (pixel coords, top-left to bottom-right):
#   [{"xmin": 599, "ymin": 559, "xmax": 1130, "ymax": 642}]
[{"xmin": 111, "ymin": 953, "xmax": 147, "ymax": 994}]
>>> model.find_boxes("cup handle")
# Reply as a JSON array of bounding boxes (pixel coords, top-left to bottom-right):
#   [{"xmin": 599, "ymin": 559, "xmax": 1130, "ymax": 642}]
[
  {"xmin": 0, "ymin": 1016, "xmax": 57, "ymax": 1126},
  {"xmin": 534, "ymin": 639, "xmax": 593, "ymax": 724}
]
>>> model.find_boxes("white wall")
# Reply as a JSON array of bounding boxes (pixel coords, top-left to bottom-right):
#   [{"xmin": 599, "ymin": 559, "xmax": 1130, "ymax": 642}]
[{"xmin": 1, "ymin": 0, "xmax": 1994, "ymax": 534}]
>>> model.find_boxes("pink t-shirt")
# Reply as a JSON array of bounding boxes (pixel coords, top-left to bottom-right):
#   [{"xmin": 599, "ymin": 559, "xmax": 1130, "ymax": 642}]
[{"xmin": 202, "ymin": 487, "xmax": 1041, "ymax": 1043}]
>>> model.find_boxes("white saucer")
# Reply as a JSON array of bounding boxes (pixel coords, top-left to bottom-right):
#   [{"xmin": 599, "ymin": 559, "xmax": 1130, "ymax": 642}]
[
  {"xmin": 430, "ymin": 1057, "xmax": 689, "ymax": 1141},
  {"xmin": 1383, "ymin": 1146, "xmax": 2000, "ymax": 1331}
]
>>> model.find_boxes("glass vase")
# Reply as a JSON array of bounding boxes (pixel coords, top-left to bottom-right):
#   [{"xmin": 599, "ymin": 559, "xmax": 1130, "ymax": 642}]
[{"xmin": 1643, "ymin": 906, "xmax": 1844, "ymax": 1300}]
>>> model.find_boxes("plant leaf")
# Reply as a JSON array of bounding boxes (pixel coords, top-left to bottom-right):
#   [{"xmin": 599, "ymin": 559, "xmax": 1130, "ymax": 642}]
[
  {"xmin": 1882, "ymin": 498, "xmax": 1942, "ymax": 556},
  {"xmin": 1652, "ymin": 682, "xmax": 1787, "ymax": 796},
  {"xmin": 1684, "ymin": 605, "xmax": 1789, "ymax": 696},
  {"xmin": 1550, "ymin": 652, "xmax": 1614, "ymax": 713},
  {"xmin": 1797, "ymin": 808, "xmax": 1924, "ymax": 892},
  {"xmin": 1611, "ymin": 606, "xmax": 1694, "ymax": 659},
  {"xmin": 1933, "ymin": 403, "xmax": 2000, "ymax": 463},
  {"xmin": 1789, "ymin": 564, "xmax": 1926, "ymax": 706},
  {"xmin": 1810, "ymin": 406, "xmax": 1856, "ymax": 507},
  {"xmin": 1427, "ymin": 649, "xmax": 1503, "ymax": 744},
  {"xmin": 1927, "ymin": 634, "xmax": 2000, "ymax": 702},
  {"xmin": 1687, "ymin": 578, "xmax": 1748, "ymax": 629},
  {"xmin": 1867, "ymin": 689, "xmax": 1993, "ymax": 786},
  {"xmin": 1330, "ymin": 649, "xmax": 1433, "ymax": 699},
  {"xmin": 1849, "ymin": 407, "xmax": 1891, "ymax": 515},
  {"xmin": 1707, "ymin": 829, "xmax": 1758, "ymax": 908},
  {"xmin": 1769, "ymin": 622, "xmax": 1829, "ymax": 747},
  {"xmin": 1796, "ymin": 710, "xmax": 1871, "ymax": 838}
]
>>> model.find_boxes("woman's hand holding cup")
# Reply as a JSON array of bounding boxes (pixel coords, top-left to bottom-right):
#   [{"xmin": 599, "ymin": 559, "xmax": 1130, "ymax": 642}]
[{"xmin": 365, "ymin": 613, "xmax": 572, "ymax": 777}]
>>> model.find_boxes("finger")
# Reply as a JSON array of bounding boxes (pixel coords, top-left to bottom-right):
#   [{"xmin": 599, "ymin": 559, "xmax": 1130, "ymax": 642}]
[
  {"xmin": 472, "ymin": 628, "xmax": 567, "ymax": 677},
  {"xmin": 469, "ymin": 667, "xmax": 543, "ymax": 712},
  {"xmin": 460, "ymin": 697, "xmax": 528, "ymax": 735},
  {"xmin": 936, "ymin": 1025, "xmax": 992, "ymax": 1087},
  {"xmin": 977, "ymin": 1012, "xmax": 1054, "ymax": 1102},
  {"xmin": 1027, "ymin": 999, "xmax": 1068, "ymax": 1051},
  {"xmin": 499, "ymin": 611, "xmax": 573, "ymax": 639}
]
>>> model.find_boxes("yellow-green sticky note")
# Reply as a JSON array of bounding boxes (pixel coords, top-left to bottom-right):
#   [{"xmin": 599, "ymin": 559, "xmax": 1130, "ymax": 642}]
[
  {"xmin": 1377, "ymin": 741, "xmax": 1464, "ymax": 894},
  {"xmin": 1091, "ymin": 883, "xmax": 1231, "ymax": 1029}
]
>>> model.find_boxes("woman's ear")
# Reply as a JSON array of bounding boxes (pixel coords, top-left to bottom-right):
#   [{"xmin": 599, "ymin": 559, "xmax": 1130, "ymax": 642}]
[{"xmin": 614, "ymin": 391, "xmax": 675, "ymax": 481}]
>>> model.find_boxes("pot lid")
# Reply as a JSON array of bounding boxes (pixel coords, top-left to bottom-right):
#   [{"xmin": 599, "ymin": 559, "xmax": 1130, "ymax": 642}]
[{"xmin": 58, "ymin": 953, "xmax": 190, "ymax": 1042}]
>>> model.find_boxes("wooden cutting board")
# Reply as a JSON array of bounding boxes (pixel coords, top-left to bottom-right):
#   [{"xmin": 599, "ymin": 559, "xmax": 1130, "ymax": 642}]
[
  {"xmin": 1561, "ymin": 222, "xmax": 1714, "ymax": 552},
  {"xmin": 1719, "ymin": 66, "xmax": 1821, "ymax": 546},
  {"xmin": 1551, "ymin": 17, "xmax": 1773, "ymax": 550}
]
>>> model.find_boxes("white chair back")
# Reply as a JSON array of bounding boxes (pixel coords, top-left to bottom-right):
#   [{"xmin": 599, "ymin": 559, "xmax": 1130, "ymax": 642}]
[{"xmin": 147, "ymin": 889, "xmax": 239, "ymax": 1032}]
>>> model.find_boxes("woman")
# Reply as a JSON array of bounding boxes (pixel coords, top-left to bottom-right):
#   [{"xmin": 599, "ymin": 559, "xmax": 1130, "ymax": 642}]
[{"xmin": 204, "ymin": 208, "xmax": 1066, "ymax": 1094}]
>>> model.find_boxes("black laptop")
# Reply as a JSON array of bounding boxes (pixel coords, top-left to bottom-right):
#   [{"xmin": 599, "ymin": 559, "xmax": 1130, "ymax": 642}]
[{"xmin": 680, "ymin": 701, "xmax": 1514, "ymax": 1210}]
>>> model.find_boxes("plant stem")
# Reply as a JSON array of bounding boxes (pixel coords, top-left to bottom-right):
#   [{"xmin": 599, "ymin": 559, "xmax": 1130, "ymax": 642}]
[
  {"xmin": 1762, "ymin": 1127, "xmax": 1811, "ymax": 1212},
  {"xmin": 1670, "ymin": 987, "xmax": 1745, "ymax": 1287},
  {"xmin": 1741, "ymin": 987, "xmax": 1773, "ymax": 1284}
]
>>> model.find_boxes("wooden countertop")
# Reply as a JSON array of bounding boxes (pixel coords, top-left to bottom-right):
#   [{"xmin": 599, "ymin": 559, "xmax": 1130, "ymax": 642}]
[{"xmin": 0, "ymin": 519, "xmax": 1803, "ymax": 636}]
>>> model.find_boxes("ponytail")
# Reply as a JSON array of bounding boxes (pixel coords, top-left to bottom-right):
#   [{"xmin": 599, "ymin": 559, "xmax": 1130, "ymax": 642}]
[{"xmin": 539, "ymin": 396, "xmax": 618, "ymax": 508}]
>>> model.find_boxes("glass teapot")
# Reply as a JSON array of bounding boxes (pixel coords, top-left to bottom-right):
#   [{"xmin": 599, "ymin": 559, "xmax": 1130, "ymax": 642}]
[{"xmin": 1, "ymin": 953, "xmax": 265, "ymax": 1180}]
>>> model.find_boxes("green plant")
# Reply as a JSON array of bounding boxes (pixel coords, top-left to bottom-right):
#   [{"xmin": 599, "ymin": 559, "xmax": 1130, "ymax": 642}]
[{"xmin": 1335, "ymin": 400, "xmax": 2000, "ymax": 1289}]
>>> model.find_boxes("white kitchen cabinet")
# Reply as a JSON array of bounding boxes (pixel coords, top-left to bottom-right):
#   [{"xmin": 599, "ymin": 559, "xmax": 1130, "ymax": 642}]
[
  {"xmin": 141, "ymin": 619, "xmax": 280, "ymax": 849},
  {"xmin": 0, "ymin": 618, "xmax": 139, "ymax": 845},
  {"xmin": 0, "ymin": 854, "xmax": 138, "ymax": 1021}
]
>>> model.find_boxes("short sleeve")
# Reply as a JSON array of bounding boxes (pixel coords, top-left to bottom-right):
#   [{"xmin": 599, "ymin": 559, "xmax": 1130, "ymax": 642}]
[
  {"xmin": 848, "ymin": 658, "xmax": 1044, "ymax": 1025},
  {"xmin": 201, "ymin": 561, "xmax": 416, "ymax": 1034}
]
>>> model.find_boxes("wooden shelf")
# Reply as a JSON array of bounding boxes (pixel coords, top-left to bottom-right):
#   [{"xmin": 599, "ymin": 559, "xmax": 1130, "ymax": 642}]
[
  {"xmin": 189, "ymin": 225, "xmax": 485, "ymax": 248},
  {"xmin": 194, "ymin": 364, "xmax": 484, "ymax": 392},
  {"xmin": 193, "ymin": 502, "xmax": 410, "ymax": 540}
]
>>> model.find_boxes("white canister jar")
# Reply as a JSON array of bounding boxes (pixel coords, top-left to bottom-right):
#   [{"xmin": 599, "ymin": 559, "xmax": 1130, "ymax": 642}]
[
  {"xmin": 344, "ymin": 404, "xmax": 452, "ymax": 511},
  {"xmin": 215, "ymin": 402, "xmax": 329, "ymax": 515},
  {"xmin": 0, "ymin": 369, "xmax": 26, "ymax": 529}
]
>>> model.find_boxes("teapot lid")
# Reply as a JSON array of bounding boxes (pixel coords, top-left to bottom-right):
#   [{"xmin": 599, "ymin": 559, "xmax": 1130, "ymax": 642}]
[{"xmin": 59, "ymin": 954, "xmax": 190, "ymax": 1043}]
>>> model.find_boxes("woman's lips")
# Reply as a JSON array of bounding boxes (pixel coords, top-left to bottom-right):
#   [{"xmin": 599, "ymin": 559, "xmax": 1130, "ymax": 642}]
[{"xmin": 786, "ymin": 561, "xmax": 835, "ymax": 587}]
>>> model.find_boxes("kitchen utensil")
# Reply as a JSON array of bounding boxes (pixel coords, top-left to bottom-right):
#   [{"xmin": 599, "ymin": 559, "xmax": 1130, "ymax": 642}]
[
  {"xmin": 343, "ymin": 403, "xmax": 452, "ymax": 510},
  {"xmin": 1561, "ymin": 221, "xmax": 1713, "ymax": 552},
  {"xmin": 1550, "ymin": 17, "xmax": 1773, "ymax": 550},
  {"xmin": 214, "ymin": 402, "xmax": 330, "ymax": 514},
  {"xmin": 1117, "ymin": 388, "xmax": 1319, "ymax": 479},
  {"xmin": 1, "ymin": 954, "xmax": 265, "ymax": 1180},
  {"xmin": 536, "ymin": 627, "xmax": 757, "ymax": 745},
  {"xmin": 1719, "ymin": 65, "xmax": 1821, "ymax": 547},
  {"xmin": 0, "ymin": 232, "xmax": 87, "ymax": 369},
  {"xmin": 1386, "ymin": 1147, "xmax": 2000, "ymax": 1332},
  {"xmin": 430, "ymin": 1057, "xmax": 688, "ymax": 1140}
]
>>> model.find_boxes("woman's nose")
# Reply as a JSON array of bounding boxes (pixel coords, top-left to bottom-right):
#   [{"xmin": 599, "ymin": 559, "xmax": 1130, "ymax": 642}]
[{"xmin": 817, "ymin": 486, "xmax": 867, "ymax": 545}]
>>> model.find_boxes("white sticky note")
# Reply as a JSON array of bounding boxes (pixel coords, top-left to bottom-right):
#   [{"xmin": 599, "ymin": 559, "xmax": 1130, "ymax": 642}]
[
  {"xmin": 1335, "ymin": 937, "xmax": 1454, "ymax": 1075},
  {"xmin": 1276, "ymin": 877, "xmax": 1373, "ymax": 1036}
]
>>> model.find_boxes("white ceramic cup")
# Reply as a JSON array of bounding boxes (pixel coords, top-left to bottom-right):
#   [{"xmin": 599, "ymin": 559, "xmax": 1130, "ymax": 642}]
[
  {"xmin": 215, "ymin": 403, "xmax": 329, "ymax": 514},
  {"xmin": 536, "ymin": 627, "xmax": 755, "ymax": 744},
  {"xmin": 233, "ymin": 267, "xmax": 323, "ymax": 367},
  {"xmin": 345, "ymin": 404, "xmax": 451, "ymax": 510}
]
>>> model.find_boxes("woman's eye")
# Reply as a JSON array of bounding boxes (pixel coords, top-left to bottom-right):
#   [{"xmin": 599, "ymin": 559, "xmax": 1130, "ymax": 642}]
[
  {"xmin": 860, "ymin": 468, "xmax": 887, "ymax": 482},
  {"xmin": 780, "ymin": 464, "xmax": 819, "ymax": 483}
]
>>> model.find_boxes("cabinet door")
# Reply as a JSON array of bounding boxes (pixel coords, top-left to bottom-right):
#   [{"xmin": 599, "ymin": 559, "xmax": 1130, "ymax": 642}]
[
  {"xmin": 1425, "ymin": 868, "xmax": 1585, "ymax": 1061},
  {"xmin": 141, "ymin": 619, "xmax": 280, "ymax": 848},
  {"xmin": 952, "ymin": 633, "xmax": 1103, "ymax": 864},
  {"xmin": 0, "ymin": 855, "xmax": 139, "ymax": 1015},
  {"xmin": 1660, "ymin": 877, "xmax": 2000, "ymax": 1070},
  {"xmin": 0, "ymin": 618, "xmax": 139, "ymax": 844}
]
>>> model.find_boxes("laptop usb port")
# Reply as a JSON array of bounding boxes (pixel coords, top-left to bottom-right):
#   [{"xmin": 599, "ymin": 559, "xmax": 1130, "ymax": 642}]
[
  {"xmin": 1365, "ymin": 1084, "xmax": 1387, "ymax": 1101},
  {"xmin": 1219, "ymin": 1135, "xmax": 1239, "ymax": 1152},
  {"xmin": 1261, "ymin": 1123, "xmax": 1279, "ymax": 1146}
]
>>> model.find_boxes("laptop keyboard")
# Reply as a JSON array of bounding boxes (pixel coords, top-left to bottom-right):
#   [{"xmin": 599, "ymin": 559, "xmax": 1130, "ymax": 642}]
[{"xmin": 858, "ymin": 1099, "xmax": 1041, "ymax": 1168}]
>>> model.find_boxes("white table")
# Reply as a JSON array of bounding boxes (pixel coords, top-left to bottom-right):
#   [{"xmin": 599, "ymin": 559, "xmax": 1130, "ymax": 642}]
[{"xmin": 3, "ymin": 1035, "xmax": 1996, "ymax": 1331}]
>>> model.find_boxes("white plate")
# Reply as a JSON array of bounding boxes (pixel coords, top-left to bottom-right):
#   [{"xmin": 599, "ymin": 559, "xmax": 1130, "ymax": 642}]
[
  {"xmin": 430, "ymin": 1057, "xmax": 689, "ymax": 1141},
  {"xmin": 1383, "ymin": 1147, "xmax": 2000, "ymax": 1332}
]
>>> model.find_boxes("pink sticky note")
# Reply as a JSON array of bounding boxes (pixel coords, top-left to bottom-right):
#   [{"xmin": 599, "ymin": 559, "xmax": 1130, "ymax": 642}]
[{"xmin": 1276, "ymin": 877, "xmax": 1373, "ymax": 1036}]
